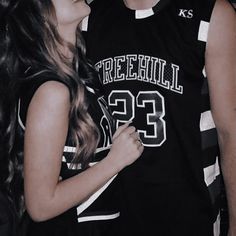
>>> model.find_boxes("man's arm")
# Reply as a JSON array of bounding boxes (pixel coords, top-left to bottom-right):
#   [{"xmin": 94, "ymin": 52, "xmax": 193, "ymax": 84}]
[{"xmin": 205, "ymin": 0, "xmax": 236, "ymax": 234}]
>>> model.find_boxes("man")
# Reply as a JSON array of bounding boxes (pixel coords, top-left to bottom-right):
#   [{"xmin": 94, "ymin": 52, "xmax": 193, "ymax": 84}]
[{"xmin": 83, "ymin": 0, "xmax": 236, "ymax": 235}]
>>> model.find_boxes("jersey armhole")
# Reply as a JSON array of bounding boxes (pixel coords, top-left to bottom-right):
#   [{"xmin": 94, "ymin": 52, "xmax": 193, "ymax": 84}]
[{"xmin": 18, "ymin": 78, "xmax": 69, "ymax": 128}]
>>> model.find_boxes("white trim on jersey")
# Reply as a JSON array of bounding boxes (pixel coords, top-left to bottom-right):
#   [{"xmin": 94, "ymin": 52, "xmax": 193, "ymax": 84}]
[
  {"xmin": 63, "ymin": 145, "xmax": 111, "ymax": 155},
  {"xmin": 81, "ymin": 15, "xmax": 89, "ymax": 32},
  {"xmin": 135, "ymin": 9, "xmax": 154, "ymax": 19},
  {"xmin": 95, "ymin": 145, "xmax": 111, "ymax": 154},
  {"xmin": 202, "ymin": 66, "xmax": 206, "ymax": 78},
  {"xmin": 62, "ymin": 155, "xmax": 83, "ymax": 170},
  {"xmin": 198, "ymin": 21, "xmax": 210, "ymax": 42},
  {"xmin": 62, "ymin": 146, "xmax": 78, "ymax": 170},
  {"xmin": 203, "ymin": 157, "xmax": 220, "ymax": 186},
  {"xmin": 62, "ymin": 145, "xmax": 111, "ymax": 170},
  {"xmin": 64, "ymin": 146, "xmax": 77, "ymax": 153},
  {"xmin": 18, "ymin": 99, "xmax": 26, "ymax": 131},
  {"xmin": 86, "ymin": 85, "xmax": 95, "ymax": 94},
  {"xmin": 76, "ymin": 174, "xmax": 117, "ymax": 216},
  {"xmin": 200, "ymin": 110, "xmax": 216, "ymax": 131},
  {"xmin": 77, "ymin": 212, "xmax": 120, "ymax": 223},
  {"xmin": 213, "ymin": 212, "xmax": 220, "ymax": 236}
]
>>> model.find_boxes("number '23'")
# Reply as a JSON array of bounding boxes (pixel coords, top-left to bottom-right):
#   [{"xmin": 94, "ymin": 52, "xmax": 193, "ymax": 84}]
[{"xmin": 108, "ymin": 90, "xmax": 166, "ymax": 147}]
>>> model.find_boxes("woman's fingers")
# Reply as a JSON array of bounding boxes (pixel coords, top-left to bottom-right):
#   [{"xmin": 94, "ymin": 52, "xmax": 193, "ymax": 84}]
[{"xmin": 112, "ymin": 121, "xmax": 133, "ymax": 140}]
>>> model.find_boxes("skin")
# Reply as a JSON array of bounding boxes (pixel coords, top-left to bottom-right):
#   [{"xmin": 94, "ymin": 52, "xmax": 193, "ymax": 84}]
[
  {"xmin": 205, "ymin": 0, "xmax": 236, "ymax": 235},
  {"xmin": 123, "ymin": 0, "xmax": 160, "ymax": 10},
  {"xmin": 52, "ymin": 0, "xmax": 90, "ymax": 45},
  {"xmin": 24, "ymin": 0, "xmax": 144, "ymax": 222}
]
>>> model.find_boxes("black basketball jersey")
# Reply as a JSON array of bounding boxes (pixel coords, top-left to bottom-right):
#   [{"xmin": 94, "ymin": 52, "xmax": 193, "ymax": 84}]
[
  {"xmin": 17, "ymin": 71, "xmax": 120, "ymax": 236},
  {"xmin": 84, "ymin": 0, "xmax": 220, "ymax": 235}
]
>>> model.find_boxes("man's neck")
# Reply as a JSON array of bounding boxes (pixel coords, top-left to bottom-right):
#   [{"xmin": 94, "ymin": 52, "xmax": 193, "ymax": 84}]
[{"xmin": 123, "ymin": 0, "xmax": 160, "ymax": 10}]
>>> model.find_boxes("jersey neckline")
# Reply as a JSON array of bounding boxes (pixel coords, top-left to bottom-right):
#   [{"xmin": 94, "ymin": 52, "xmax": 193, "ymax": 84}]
[{"xmin": 118, "ymin": 0, "xmax": 171, "ymax": 19}]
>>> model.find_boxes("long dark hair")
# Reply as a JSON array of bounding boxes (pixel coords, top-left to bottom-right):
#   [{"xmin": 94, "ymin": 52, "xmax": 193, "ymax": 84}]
[
  {"xmin": 0, "ymin": 0, "xmax": 24, "ymax": 222},
  {"xmin": 0, "ymin": 0, "xmax": 100, "ymax": 218}
]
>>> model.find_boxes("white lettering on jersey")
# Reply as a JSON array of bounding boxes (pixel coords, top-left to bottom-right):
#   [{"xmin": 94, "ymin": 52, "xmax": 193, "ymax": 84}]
[
  {"xmin": 114, "ymin": 55, "xmax": 126, "ymax": 82},
  {"xmin": 95, "ymin": 55, "xmax": 184, "ymax": 95},
  {"xmin": 108, "ymin": 90, "xmax": 167, "ymax": 147},
  {"xmin": 178, "ymin": 9, "xmax": 193, "ymax": 18},
  {"xmin": 126, "ymin": 54, "xmax": 138, "ymax": 80}
]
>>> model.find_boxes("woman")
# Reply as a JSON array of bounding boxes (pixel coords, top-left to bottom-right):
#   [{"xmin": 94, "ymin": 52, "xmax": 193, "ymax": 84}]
[{"xmin": 1, "ymin": 0, "xmax": 143, "ymax": 235}]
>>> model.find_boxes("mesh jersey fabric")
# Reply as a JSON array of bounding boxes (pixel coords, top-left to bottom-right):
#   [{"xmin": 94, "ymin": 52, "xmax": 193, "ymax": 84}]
[{"xmin": 84, "ymin": 0, "xmax": 219, "ymax": 235}]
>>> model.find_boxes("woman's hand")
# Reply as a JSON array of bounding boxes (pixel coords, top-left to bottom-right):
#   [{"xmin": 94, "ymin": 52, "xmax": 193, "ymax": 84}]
[{"xmin": 106, "ymin": 122, "xmax": 144, "ymax": 172}]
